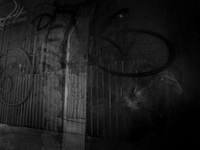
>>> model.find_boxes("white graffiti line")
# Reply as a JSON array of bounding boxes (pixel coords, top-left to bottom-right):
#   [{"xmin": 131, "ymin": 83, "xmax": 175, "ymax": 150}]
[
  {"xmin": 0, "ymin": 0, "xmax": 24, "ymax": 31},
  {"xmin": 13, "ymin": 5, "xmax": 24, "ymax": 22},
  {"xmin": 161, "ymin": 72, "xmax": 183, "ymax": 94}
]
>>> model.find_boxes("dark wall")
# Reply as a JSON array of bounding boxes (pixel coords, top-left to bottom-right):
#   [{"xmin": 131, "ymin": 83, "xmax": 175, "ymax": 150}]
[{"xmin": 86, "ymin": 0, "xmax": 200, "ymax": 150}]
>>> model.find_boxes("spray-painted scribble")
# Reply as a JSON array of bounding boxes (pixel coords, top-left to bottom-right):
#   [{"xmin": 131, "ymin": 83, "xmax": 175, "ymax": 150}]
[
  {"xmin": 123, "ymin": 71, "xmax": 183, "ymax": 112},
  {"xmin": 31, "ymin": 0, "xmax": 94, "ymax": 35},
  {"xmin": 0, "ymin": 48, "xmax": 33, "ymax": 106},
  {"xmin": 91, "ymin": 28, "xmax": 176, "ymax": 77},
  {"xmin": 0, "ymin": 0, "xmax": 24, "ymax": 31}
]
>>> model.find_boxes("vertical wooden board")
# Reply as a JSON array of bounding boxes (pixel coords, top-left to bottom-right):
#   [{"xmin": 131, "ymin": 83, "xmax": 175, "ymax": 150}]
[
  {"xmin": 72, "ymin": 72, "xmax": 75, "ymax": 117},
  {"xmin": 4, "ymin": 77, "xmax": 9, "ymax": 123},
  {"xmin": 49, "ymin": 73, "xmax": 53, "ymax": 131},
  {"xmin": 24, "ymin": 74, "xmax": 29, "ymax": 126},
  {"xmin": 108, "ymin": 66, "xmax": 112, "ymax": 139},
  {"xmin": 16, "ymin": 76, "xmax": 22, "ymax": 125},
  {"xmin": 34, "ymin": 74, "xmax": 39, "ymax": 128},
  {"xmin": 21, "ymin": 75, "xmax": 26, "ymax": 126},
  {"xmin": 102, "ymin": 67, "xmax": 106, "ymax": 138},
  {"xmin": 83, "ymin": 69, "xmax": 87, "ymax": 120},
  {"xmin": 41, "ymin": 73, "xmax": 45, "ymax": 129},
  {"xmin": 38, "ymin": 74, "xmax": 42, "ymax": 129},
  {"xmin": 10, "ymin": 76, "xmax": 16, "ymax": 124},
  {"xmin": 63, "ymin": 70, "xmax": 68, "ymax": 124},
  {"xmin": 78, "ymin": 70, "xmax": 82, "ymax": 119},
  {"xmin": 114, "ymin": 62, "xmax": 119, "ymax": 139},
  {"xmin": 6, "ymin": 76, "xmax": 14, "ymax": 124},
  {"xmin": 18, "ymin": 76, "xmax": 25, "ymax": 126},
  {"xmin": 27, "ymin": 74, "xmax": 32, "ymax": 127},
  {"xmin": 67, "ymin": 70, "xmax": 70, "ymax": 117},
  {"xmin": 88, "ymin": 65, "xmax": 93, "ymax": 136},
  {"xmin": 29, "ymin": 74, "xmax": 33, "ymax": 128}
]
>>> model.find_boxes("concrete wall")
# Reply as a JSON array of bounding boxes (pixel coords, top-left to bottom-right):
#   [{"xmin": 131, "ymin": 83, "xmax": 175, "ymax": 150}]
[{"xmin": 86, "ymin": 0, "xmax": 200, "ymax": 149}]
